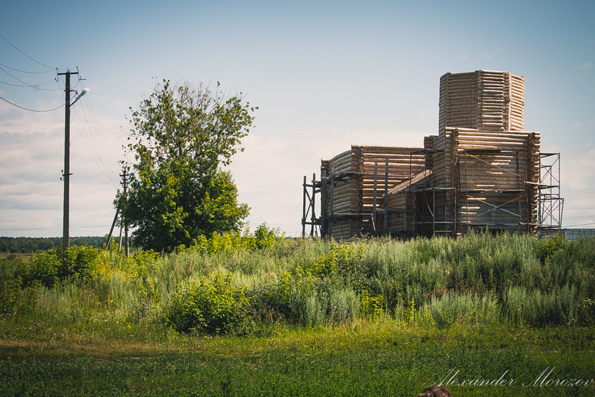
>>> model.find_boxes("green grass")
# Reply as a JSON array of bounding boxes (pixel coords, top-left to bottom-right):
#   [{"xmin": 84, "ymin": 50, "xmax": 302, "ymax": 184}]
[
  {"xmin": 1, "ymin": 233, "xmax": 595, "ymax": 395},
  {"xmin": 1, "ymin": 321, "xmax": 594, "ymax": 396}
]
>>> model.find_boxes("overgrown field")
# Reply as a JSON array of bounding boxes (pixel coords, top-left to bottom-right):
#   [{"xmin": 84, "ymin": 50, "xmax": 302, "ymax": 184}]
[{"xmin": 1, "ymin": 232, "xmax": 594, "ymax": 395}]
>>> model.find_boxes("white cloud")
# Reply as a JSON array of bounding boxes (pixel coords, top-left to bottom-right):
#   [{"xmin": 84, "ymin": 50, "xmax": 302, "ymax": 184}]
[{"xmin": 580, "ymin": 62, "xmax": 593, "ymax": 70}]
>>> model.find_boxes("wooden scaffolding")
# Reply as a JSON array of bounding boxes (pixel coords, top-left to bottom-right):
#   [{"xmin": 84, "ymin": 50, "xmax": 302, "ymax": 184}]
[{"xmin": 536, "ymin": 152, "xmax": 564, "ymax": 236}]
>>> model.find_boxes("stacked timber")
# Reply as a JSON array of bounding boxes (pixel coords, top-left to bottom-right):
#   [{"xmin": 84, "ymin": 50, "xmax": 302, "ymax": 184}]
[
  {"xmin": 509, "ymin": 74, "xmax": 525, "ymax": 131},
  {"xmin": 433, "ymin": 127, "xmax": 540, "ymax": 233},
  {"xmin": 439, "ymin": 71, "xmax": 524, "ymax": 133},
  {"xmin": 320, "ymin": 150, "xmax": 358, "ymax": 240},
  {"xmin": 321, "ymin": 146, "xmax": 424, "ymax": 239}
]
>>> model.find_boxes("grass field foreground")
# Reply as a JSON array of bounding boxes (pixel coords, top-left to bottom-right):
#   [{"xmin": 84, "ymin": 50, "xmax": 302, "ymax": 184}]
[{"xmin": 1, "ymin": 232, "xmax": 594, "ymax": 395}]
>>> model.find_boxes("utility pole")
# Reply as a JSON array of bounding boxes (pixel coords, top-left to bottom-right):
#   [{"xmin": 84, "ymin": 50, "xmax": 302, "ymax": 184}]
[
  {"xmin": 58, "ymin": 70, "xmax": 77, "ymax": 251},
  {"xmin": 58, "ymin": 69, "xmax": 88, "ymax": 251},
  {"xmin": 105, "ymin": 207, "xmax": 119, "ymax": 250},
  {"xmin": 120, "ymin": 170, "xmax": 130, "ymax": 256}
]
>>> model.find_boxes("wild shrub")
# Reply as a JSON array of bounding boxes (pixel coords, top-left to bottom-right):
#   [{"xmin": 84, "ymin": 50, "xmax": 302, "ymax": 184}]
[
  {"xmin": 577, "ymin": 297, "xmax": 595, "ymax": 325},
  {"xmin": 565, "ymin": 235, "xmax": 595, "ymax": 265},
  {"xmin": 0, "ymin": 254, "xmax": 25, "ymax": 282},
  {"xmin": 0, "ymin": 276, "xmax": 38, "ymax": 317},
  {"xmin": 18, "ymin": 246, "xmax": 101, "ymax": 288},
  {"xmin": 250, "ymin": 264, "xmax": 360, "ymax": 327},
  {"xmin": 189, "ymin": 223, "xmax": 284, "ymax": 255},
  {"xmin": 288, "ymin": 277, "xmax": 360, "ymax": 326},
  {"xmin": 502, "ymin": 285, "xmax": 578, "ymax": 326},
  {"xmin": 427, "ymin": 291, "xmax": 499, "ymax": 328},
  {"xmin": 165, "ymin": 272, "xmax": 253, "ymax": 335},
  {"xmin": 252, "ymin": 223, "xmax": 284, "ymax": 250},
  {"xmin": 331, "ymin": 243, "xmax": 369, "ymax": 290},
  {"xmin": 360, "ymin": 289, "xmax": 384, "ymax": 319},
  {"xmin": 538, "ymin": 233, "xmax": 568, "ymax": 263},
  {"xmin": 3, "ymin": 234, "xmax": 593, "ymax": 334},
  {"xmin": 253, "ymin": 268, "xmax": 317, "ymax": 325}
]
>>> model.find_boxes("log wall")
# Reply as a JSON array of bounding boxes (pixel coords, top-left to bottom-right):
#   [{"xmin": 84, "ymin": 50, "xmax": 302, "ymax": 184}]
[
  {"xmin": 439, "ymin": 71, "xmax": 524, "ymax": 133},
  {"xmin": 321, "ymin": 146, "xmax": 424, "ymax": 239}
]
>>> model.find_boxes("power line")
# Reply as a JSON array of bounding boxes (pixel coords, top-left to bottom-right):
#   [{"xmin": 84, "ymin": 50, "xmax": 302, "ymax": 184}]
[
  {"xmin": 0, "ymin": 95, "xmax": 64, "ymax": 112},
  {"xmin": 71, "ymin": 101, "xmax": 120, "ymax": 187},
  {"xmin": 0, "ymin": 33, "xmax": 55, "ymax": 70},
  {"xmin": 0, "ymin": 215, "xmax": 115, "ymax": 224},
  {"xmin": 564, "ymin": 222, "xmax": 595, "ymax": 228},
  {"xmin": 0, "ymin": 65, "xmax": 61, "ymax": 91},
  {"xmin": 0, "ymin": 63, "xmax": 54, "ymax": 75},
  {"xmin": 1, "ymin": 225, "xmax": 112, "ymax": 232},
  {"xmin": 0, "ymin": 78, "xmax": 59, "ymax": 89},
  {"xmin": 69, "ymin": 80, "xmax": 123, "ymax": 187}
]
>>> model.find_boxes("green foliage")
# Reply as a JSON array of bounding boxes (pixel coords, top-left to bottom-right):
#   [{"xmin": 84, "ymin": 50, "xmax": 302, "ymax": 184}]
[
  {"xmin": 427, "ymin": 291, "xmax": 500, "ymax": 328},
  {"xmin": 0, "ymin": 277, "xmax": 37, "ymax": 317},
  {"xmin": 538, "ymin": 233, "xmax": 569, "ymax": 262},
  {"xmin": 18, "ymin": 246, "xmax": 101, "ymax": 288},
  {"xmin": 253, "ymin": 223, "xmax": 284, "ymax": 250},
  {"xmin": 165, "ymin": 273, "xmax": 252, "ymax": 335},
  {"xmin": 2, "ymin": 235, "xmax": 595, "ymax": 397},
  {"xmin": 1, "ymin": 234, "xmax": 595, "ymax": 337},
  {"xmin": 189, "ymin": 223, "xmax": 284, "ymax": 255},
  {"xmin": 121, "ymin": 79, "xmax": 255, "ymax": 252},
  {"xmin": 328, "ymin": 243, "xmax": 369, "ymax": 291},
  {"xmin": 249, "ymin": 264, "xmax": 361, "ymax": 327},
  {"xmin": 503, "ymin": 285, "xmax": 578, "ymax": 326},
  {"xmin": 359, "ymin": 289, "xmax": 384, "ymax": 319},
  {"xmin": 191, "ymin": 232, "xmax": 247, "ymax": 254}
]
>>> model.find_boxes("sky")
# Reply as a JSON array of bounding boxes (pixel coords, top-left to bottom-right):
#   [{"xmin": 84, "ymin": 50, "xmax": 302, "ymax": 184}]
[{"xmin": 1, "ymin": 0, "xmax": 594, "ymax": 238}]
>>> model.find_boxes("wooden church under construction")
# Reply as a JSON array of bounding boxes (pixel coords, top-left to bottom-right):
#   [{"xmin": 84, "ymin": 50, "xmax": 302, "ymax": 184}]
[{"xmin": 302, "ymin": 70, "xmax": 563, "ymax": 239}]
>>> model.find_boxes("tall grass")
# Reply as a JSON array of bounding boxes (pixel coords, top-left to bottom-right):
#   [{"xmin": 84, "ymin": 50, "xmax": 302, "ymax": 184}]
[{"xmin": 2, "ymin": 232, "xmax": 594, "ymax": 337}]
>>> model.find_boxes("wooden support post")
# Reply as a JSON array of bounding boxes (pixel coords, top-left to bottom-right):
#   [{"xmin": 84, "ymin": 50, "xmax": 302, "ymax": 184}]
[
  {"xmin": 321, "ymin": 178, "xmax": 326, "ymax": 237},
  {"xmin": 311, "ymin": 173, "xmax": 316, "ymax": 237},
  {"xmin": 105, "ymin": 208, "xmax": 119, "ymax": 249},
  {"xmin": 302, "ymin": 175, "xmax": 307, "ymax": 238},
  {"xmin": 329, "ymin": 175, "xmax": 335, "ymax": 238},
  {"xmin": 373, "ymin": 163, "xmax": 377, "ymax": 235},
  {"xmin": 384, "ymin": 158, "xmax": 388, "ymax": 235}
]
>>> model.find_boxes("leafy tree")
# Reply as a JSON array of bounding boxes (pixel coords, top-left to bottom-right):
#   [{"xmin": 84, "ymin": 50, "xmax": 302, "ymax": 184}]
[{"xmin": 120, "ymin": 80, "xmax": 255, "ymax": 252}]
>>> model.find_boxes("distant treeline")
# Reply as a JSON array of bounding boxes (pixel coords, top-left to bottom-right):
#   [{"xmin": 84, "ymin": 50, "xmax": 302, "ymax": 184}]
[{"xmin": 0, "ymin": 237, "xmax": 106, "ymax": 253}]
